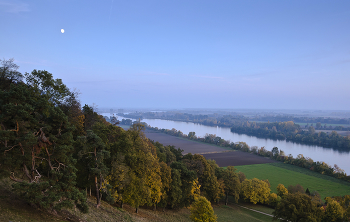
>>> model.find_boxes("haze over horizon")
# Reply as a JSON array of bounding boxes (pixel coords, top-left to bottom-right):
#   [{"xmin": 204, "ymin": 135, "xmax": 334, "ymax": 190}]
[{"xmin": 1, "ymin": 0, "xmax": 350, "ymax": 110}]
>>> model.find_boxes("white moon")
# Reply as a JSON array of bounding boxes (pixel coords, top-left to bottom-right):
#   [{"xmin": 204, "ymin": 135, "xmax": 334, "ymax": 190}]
[{"xmin": 61, "ymin": 29, "xmax": 65, "ymax": 33}]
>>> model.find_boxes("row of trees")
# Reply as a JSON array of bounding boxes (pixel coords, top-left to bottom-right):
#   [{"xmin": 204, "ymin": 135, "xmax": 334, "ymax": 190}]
[
  {"xmin": 251, "ymin": 115, "xmax": 350, "ymax": 125},
  {"xmin": 148, "ymin": 126, "xmax": 350, "ymax": 183}
]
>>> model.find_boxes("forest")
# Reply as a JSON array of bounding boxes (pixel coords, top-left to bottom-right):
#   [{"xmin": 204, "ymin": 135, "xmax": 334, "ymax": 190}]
[{"xmin": 1, "ymin": 59, "xmax": 349, "ymax": 221}]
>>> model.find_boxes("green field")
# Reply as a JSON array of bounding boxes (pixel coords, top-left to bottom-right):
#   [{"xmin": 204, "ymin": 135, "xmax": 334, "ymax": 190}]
[{"xmin": 234, "ymin": 162, "xmax": 350, "ymax": 200}]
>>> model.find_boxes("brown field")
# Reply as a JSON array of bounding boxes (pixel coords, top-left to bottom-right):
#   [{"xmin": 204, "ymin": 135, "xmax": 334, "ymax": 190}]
[
  {"xmin": 145, "ymin": 130, "xmax": 277, "ymax": 166},
  {"xmin": 202, "ymin": 152, "xmax": 276, "ymax": 167},
  {"xmin": 145, "ymin": 130, "xmax": 228, "ymax": 154}
]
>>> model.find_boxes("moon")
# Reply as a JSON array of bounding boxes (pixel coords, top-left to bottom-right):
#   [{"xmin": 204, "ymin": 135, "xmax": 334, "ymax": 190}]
[{"xmin": 61, "ymin": 29, "xmax": 65, "ymax": 33}]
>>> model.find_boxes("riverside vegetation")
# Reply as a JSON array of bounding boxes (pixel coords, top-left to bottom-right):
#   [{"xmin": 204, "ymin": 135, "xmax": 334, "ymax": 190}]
[
  {"xmin": 1, "ymin": 59, "xmax": 349, "ymax": 221},
  {"xmin": 121, "ymin": 111, "xmax": 350, "ymax": 151}
]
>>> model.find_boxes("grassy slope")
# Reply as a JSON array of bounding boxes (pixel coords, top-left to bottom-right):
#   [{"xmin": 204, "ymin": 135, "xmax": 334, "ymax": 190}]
[{"xmin": 235, "ymin": 162, "xmax": 350, "ymax": 200}]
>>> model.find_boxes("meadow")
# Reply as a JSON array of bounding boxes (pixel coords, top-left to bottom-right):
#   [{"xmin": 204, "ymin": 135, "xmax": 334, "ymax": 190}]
[{"xmin": 234, "ymin": 162, "xmax": 350, "ymax": 200}]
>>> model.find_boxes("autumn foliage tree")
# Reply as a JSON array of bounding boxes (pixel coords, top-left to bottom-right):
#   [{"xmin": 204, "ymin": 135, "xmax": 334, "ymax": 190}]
[
  {"xmin": 241, "ymin": 178, "xmax": 271, "ymax": 204},
  {"xmin": 190, "ymin": 196, "xmax": 217, "ymax": 222}
]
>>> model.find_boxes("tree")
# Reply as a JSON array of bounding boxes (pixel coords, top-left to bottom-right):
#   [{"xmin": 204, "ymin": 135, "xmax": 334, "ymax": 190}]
[
  {"xmin": 0, "ymin": 58, "xmax": 23, "ymax": 89},
  {"xmin": 308, "ymin": 126, "xmax": 315, "ymax": 134},
  {"xmin": 188, "ymin": 132, "xmax": 196, "ymax": 139},
  {"xmin": 316, "ymin": 122, "xmax": 322, "ymax": 129},
  {"xmin": 77, "ymin": 131, "xmax": 110, "ymax": 208},
  {"xmin": 238, "ymin": 172, "xmax": 246, "ymax": 183},
  {"xmin": 0, "ymin": 63, "xmax": 88, "ymax": 213},
  {"xmin": 222, "ymin": 166, "xmax": 240, "ymax": 205},
  {"xmin": 158, "ymin": 162, "xmax": 172, "ymax": 210},
  {"xmin": 277, "ymin": 184, "xmax": 288, "ymax": 198},
  {"xmin": 168, "ymin": 168, "xmax": 183, "ymax": 208},
  {"xmin": 273, "ymin": 193, "xmax": 323, "ymax": 222},
  {"xmin": 272, "ymin": 147, "xmax": 279, "ymax": 158},
  {"xmin": 122, "ymin": 126, "xmax": 163, "ymax": 213},
  {"xmin": 241, "ymin": 178, "xmax": 271, "ymax": 204},
  {"xmin": 190, "ymin": 196, "xmax": 217, "ymax": 222},
  {"xmin": 323, "ymin": 200, "xmax": 344, "ymax": 222},
  {"xmin": 288, "ymin": 184, "xmax": 305, "ymax": 194},
  {"xmin": 188, "ymin": 154, "xmax": 221, "ymax": 202},
  {"xmin": 170, "ymin": 161, "xmax": 197, "ymax": 208}
]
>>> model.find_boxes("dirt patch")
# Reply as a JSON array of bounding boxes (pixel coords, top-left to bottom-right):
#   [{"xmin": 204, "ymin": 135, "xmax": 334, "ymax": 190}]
[{"xmin": 202, "ymin": 151, "xmax": 277, "ymax": 167}]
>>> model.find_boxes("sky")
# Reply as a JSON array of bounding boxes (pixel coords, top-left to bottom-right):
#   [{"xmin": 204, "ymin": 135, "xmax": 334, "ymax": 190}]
[{"xmin": 1, "ymin": 0, "xmax": 350, "ymax": 110}]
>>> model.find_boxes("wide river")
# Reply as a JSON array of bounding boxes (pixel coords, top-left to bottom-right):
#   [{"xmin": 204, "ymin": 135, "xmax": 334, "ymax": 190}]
[{"xmin": 102, "ymin": 114, "xmax": 350, "ymax": 174}]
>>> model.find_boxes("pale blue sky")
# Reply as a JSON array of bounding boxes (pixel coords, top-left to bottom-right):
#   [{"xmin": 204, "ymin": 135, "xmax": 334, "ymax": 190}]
[{"xmin": 1, "ymin": 0, "xmax": 350, "ymax": 110}]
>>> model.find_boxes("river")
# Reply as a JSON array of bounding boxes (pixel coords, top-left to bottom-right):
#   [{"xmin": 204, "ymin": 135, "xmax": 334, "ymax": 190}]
[{"xmin": 102, "ymin": 114, "xmax": 350, "ymax": 174}]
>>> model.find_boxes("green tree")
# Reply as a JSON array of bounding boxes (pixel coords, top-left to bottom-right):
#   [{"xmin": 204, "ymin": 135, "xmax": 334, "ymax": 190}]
[
  {"xmin": 188, "ymin": 132, "xmax": 196, "ymax": 139},
  {"xmin": 168, "ymin": 168, "xmax": 183, "ymax": 208},
  {"xmin": 316, "ymin": 122, "xmax": 322, "ymax": 129},
  {"xmin": 308, "ymin": 126, "xmax": 316, "ymax": 134},
  {"xmin": 77, "ymin": 131, "xmax": 110, "ymax": 208},
  {"xmin": 190, "ymin": 196, "xmax": 217, "ymax": 222},
  {"xmin": 222, "ymin": 166, "xmax": 240, "ymax": 205},
  {"xmin": 170, "ymin": 161, "xmax": 197, "ymax": 208},
  {"xmin": 158, "ymin": 161, "xmax": 172, "ymax": 210},
  {"xmin": 273, "ymin": 193, "xmax": 323, "ymax": 222},
  {"xmin": 272, "ymin": 147, "xmax": 279, "ymax": 158},
  {"xmin": 189, "ymin": 154, "xmax": 221, "ymax": 203},
  {"xmin": 0, "ymin": 62, "xmax": 87, "ymax": 212}
]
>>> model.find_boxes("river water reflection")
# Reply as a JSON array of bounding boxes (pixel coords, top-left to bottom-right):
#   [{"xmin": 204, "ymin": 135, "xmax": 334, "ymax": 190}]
[{"xmin": 103, "ymin": 114, "xmax": 350, "ymax": 174}]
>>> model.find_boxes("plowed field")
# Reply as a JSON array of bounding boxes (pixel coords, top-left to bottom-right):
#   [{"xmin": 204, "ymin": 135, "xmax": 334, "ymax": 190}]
[{"xmin": 145, "ymin": 130, "xmax": 276, "ymax": 166}]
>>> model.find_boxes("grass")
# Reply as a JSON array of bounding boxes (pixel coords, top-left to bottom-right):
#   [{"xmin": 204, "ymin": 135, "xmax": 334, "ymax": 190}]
[
  {"xmin": 234, "ymin": 162, "xmax": 350, "ymax": 200},
  {"xmin": 237, "ymin": 202, "xmax": 274, "ymax": 215},
  {"xmin": 0, "ymin": 178, "xmax": 69, "ymax": 222},
  {"xmin": 214, "ymin": 204, "xmax": 273, "ymax": 222}
]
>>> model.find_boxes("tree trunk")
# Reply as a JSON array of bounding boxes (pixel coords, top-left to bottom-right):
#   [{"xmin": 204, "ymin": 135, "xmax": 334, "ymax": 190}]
[
  {"xmin": 95, "ymin": 176, "xmax": 100, "ymax": 208},
  {"xmin": 120, "ymin": 201, "xmax": 123, "ymax": 209},
  {"xmin": 94, "ymin": 147, "xmax": 100, "ymax": 208},
  {"xmin": 136, "ymin": 207, "xmax": 138, "ymax": 213},
  {"xmin": 153, "ymin": 204, "xmax": 156, "ymax": 211},
  {"xmin": 225, "ymin": 193, "xmax": 228, "ymax": 205},
  {"xmin": 89, "ymin": 186, "xmax": 92, "ymax": 196}
]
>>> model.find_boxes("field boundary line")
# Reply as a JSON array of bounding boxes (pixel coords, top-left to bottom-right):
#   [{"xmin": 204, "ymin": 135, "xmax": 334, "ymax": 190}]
[
  {"xmin": 234, "ymin": 204, "xmax": 273, "ymax": 217},
  {"xmin": 232, "ymin": 203, "xmax": 289, "ymax": 221},
  {"xmin": 185, "ymin": 150, "xmax": 236, "ymax": 155}
]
